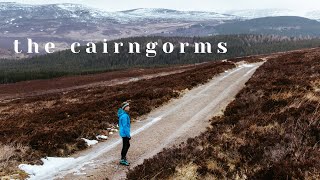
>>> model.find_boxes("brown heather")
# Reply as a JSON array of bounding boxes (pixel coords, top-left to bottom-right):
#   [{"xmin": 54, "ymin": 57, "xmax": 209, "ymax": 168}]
[
  {"xmin": 0, "ymin": 60, "xmax": 236, "ymax": 174},
  {"xmin": 127, "ymin": 49, "xmax": 320, "ymax": 179}
]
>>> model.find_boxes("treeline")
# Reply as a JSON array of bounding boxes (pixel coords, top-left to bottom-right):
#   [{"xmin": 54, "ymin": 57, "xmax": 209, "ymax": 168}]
[{"xmin": 1, "ymin": 34, "xmax": 320, "ymax": 84}]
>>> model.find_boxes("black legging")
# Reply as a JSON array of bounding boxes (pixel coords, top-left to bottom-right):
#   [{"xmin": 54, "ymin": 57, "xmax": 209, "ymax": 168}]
[{"xmin": 121, "ymin": 137, "xmax": 130, "ymax": 160}]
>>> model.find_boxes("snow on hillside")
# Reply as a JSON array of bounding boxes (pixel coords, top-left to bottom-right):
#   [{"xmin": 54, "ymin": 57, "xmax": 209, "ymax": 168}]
[
  {"xmin": 1, "ymin": 2, "xmax": 320, "ymax": 23},
  {"xmin": 305, "ymin": 11, "xmax": 320, "ymax": 21},
  {"xmin": 2, "ymin": 2, "xmax": 319, "ymax": 25},
  {"xmin": 116, "ymin": 8, "xmax": 239, "ymax": 21},
  {"xmin": 223, "ymin": 9, "xmax": 308, "ymax": 19},
  {"xmin": 0, "ymin": 2, "xmax": 240, "ymax": 24}
]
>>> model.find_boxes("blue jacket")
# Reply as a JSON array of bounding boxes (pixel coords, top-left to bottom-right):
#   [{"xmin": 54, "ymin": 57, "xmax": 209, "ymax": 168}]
[{"xmin": 118, "ymin": 108, "xmax": 131, "ymax": 138}]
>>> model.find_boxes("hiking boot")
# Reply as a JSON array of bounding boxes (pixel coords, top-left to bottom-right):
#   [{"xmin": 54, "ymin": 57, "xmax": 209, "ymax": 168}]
[{"xmin": 120, "ymin": 159, "xmax": 130, "ymax": 166}]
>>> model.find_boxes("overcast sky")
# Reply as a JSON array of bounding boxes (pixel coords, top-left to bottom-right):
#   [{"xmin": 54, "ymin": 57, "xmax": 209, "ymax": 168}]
[{"xmin": 1, "ymin": 0, "xmax": 318, "ymax": 12}]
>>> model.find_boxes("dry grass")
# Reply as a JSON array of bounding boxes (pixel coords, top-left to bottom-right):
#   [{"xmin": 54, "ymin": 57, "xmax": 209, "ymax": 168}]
[
  {"xmin": 271, "ymin": 91, "xmax": 293, "ymax": 100},
  {"xmin": 311, "ymin": 79, "xmax": 320, "ymax": 92},
  {"xmin": 0, "ymin": 143, "xmax": 30, "ymax": 178},
  {"xmin": 0, "ymin": 61, "xmax": 234, "ymax": 174},
  {"xmin": 0, "ymin": 144, "xmax": 16, "ymax": 169},
  {"xmin": 304, "ymin": 92, "xmax": 320, "ymax": 102},
  {"xmin": 169, "ymin": 163, "xmax": 199, "ymax": 180},
  {"xmin": 127, "ymin": 49, "xmax": 320, "ymax": 180},
  {"xmin": 249, "ymin": 122, "xmax": 282, "ymax": 135}
]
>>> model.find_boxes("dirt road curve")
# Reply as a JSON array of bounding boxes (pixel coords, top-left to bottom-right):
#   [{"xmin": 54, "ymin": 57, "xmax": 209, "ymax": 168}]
[{"xmin": 27, "ymin": 62, "xmax": 263, "ymax": 180}]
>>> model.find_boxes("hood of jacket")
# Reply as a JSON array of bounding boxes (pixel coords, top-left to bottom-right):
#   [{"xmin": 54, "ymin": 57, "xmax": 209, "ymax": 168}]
[{"xmin": 117, "ymin": 108, "xmax": 127, "ymax": 118}]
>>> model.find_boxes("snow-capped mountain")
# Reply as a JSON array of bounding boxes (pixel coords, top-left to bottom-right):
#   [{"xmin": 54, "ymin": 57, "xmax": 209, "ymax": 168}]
[
  {"xmin": 0, "ymin": 2, "xmax": 241, "ymax": 52},
  {"xmin": 1, "ymin": 2, "xmax": 320, "ymax": 55},
  {"xmin": 0, "ymin": 2, "xmax": 238, "ymax": 24},
  {"xmin": 116, "ymin": 8, "xmax": 238, "ymax": 22}
]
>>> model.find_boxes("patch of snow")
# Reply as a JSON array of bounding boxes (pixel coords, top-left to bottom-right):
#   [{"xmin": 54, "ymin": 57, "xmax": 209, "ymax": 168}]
[
  {"xmin": 101, "ymin": 8, "xmax": 241, "ymax": 23},
  {"xmin": 96, "ymin": 135, "xmax": 108, "ymax": 140},
  {"xmin": 71, "ymin": 14, "xmax": 79, "ymax": 18},
  {"xmin": 56, "ymin": 3, "xmax": 86, "ymax": 12},
  {"xmin": 81, "ymin": 138, "xmax": 98, "ymax": 146},
  {"xmin": 19, "ymin": 157, "xmax": 94, "ymax": 180},
  {"xmin": 121, "ymin": 8, "xmax": 238, "ymax": 21},
  {"xmin": 241, "ymin": 64, "xmax": 255, "ymax": 68},
  {"xmin": 19, "ymin": 116, "xmax": 163, "ymax": 179},
  {"xmin": 19, "ymin": 157, "xmax": 77, "ymax": 179},
  {"xmin": 73, "ymin": 171, "xmax": 87, "ymax": 176}
]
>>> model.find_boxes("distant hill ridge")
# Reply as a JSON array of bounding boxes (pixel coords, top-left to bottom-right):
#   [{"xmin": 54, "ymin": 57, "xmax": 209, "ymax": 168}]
[{"xmin": 214, "ymin": 16, "xmax": 320, "ymax": 37}]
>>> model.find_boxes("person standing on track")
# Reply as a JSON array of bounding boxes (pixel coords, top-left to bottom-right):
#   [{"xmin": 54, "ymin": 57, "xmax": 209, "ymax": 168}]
[{"xmin": 117, "ymin": 101, "xmax": 131, "ymax": 166}]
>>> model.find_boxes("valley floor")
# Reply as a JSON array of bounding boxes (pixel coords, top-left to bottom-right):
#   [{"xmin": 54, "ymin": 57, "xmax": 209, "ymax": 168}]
[{"xmin": 20, "ymin": 62, "xmax": 263, "ymax": 179}]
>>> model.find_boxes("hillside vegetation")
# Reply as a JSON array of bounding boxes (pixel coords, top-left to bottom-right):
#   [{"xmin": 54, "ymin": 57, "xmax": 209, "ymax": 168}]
[
  {"xmin": 127, "ymin": 48, "xmax": 320, "ymax": 179},
  {"xmin": 0, "ymin": 60, "xmax": 235, "ymax": 176},
  {"xmin": 1, "ymin": 34, "xmax": 320, "ymax": 83},
  {"xmin": 215, "ymin": 16, "xmax": 320, "ymax": 37}
]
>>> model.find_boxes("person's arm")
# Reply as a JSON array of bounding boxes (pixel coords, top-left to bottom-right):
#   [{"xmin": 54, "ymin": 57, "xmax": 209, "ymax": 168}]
[
  {"xmin": 120, "ymin": 115, "xmax": 125, "ymax": 133},
  {"xmin": 126, "ymin": 114, "xmax": 131, "ymax": 138}
]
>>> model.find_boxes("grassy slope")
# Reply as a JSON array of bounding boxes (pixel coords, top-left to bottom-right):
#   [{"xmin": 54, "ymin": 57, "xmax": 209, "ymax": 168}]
[
  {"xmin": 1, "ymin": 35, "xmax": 320, "ymax": 84},
  {"xmin": 127, "ymin": 48, "xmax": 320, "ymax": 179},
  {"xmin": 0, "ymin": 60, "xmax": 237, "ymax": 176}
]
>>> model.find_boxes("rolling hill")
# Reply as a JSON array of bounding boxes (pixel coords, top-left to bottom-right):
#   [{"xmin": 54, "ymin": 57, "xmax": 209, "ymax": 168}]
[
  {"xmin": 214, "ymin": 16, "xmax": 320, "ymax": 36},
  {"xmin": 1, "ymin": 35, "xmax": 320, "ymax": 84}
]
